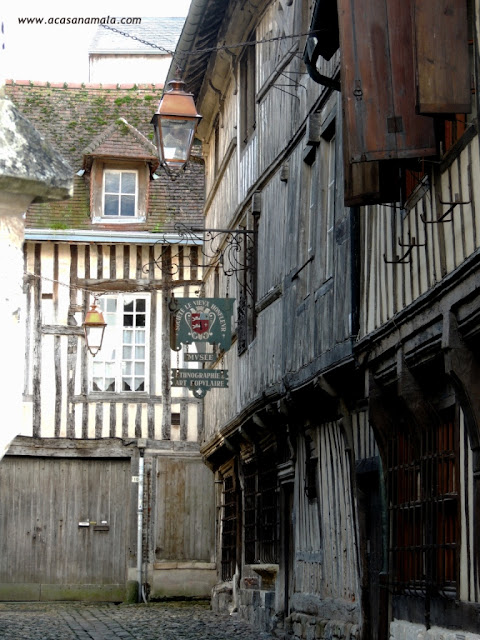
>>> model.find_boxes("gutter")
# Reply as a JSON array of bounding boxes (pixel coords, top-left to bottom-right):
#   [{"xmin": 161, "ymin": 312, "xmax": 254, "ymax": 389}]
[
  {"xmin": 165, "ymin": 0, "xmax": 216, "ymax": 88},
  {"xmin": 25, "ymin": 228, "xmax": 203, "ymax": 246}
]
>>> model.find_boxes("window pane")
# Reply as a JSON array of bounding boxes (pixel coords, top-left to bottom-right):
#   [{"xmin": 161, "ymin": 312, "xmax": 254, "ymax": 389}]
[
  {"xmin": 105, "ymin": 313, "xmax": 117, "ymax": 327},
  {"xmin": 90, "ymin": 294, "xmax": 149, "ymax": 394},
  {"xmin": 105, "ymin": 363, "xmax": 115, "ymax": 377},
  {"xmin": 121, "ymin": 172, "xmax": 136, "ymax": 194},
  {"xmin": 120, "ymin": 195, "xmax": 135, "ymax": 216},
  {"xmin": 93, "ymin": 361, "xmax": 103, "ymax": 374},
  {"xmin": 104, "ymin": 194, "xmax": 119, "ymax": 216},
  {"xmin": 105, "ymin": 172, "xmax": 120, "ymax": 192}
]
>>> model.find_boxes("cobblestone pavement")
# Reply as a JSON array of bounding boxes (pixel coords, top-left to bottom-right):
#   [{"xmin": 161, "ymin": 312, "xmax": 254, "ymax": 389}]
[{"xmin": 0, "ymin": 601, "xmax": 277, "ymax": 640}]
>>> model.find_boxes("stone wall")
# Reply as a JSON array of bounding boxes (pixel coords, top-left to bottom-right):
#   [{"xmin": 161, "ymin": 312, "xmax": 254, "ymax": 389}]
[
  {"xmin": 390, "ymin": 620, "xmax": 480, "ymax": 640},
  {"xmin": 284, "ymin": 612, "xmax": 359, "ymax": 640}
]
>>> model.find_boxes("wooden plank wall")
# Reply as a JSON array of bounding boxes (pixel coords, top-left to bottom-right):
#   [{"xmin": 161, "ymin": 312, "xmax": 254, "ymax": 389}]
[
  {"xmin": 360, "ymin": 134, "xmax": 480, "ymax": 337},
  {"xmin": 200, "ymin": 1, "xmax": 349, "ymax": 441},
  {"xmin": 23, "ymin": 241, "xmax": 202, "ymax": 441},
  {"xmin": 0, "ymin": 456, "xmax": 130, "ymax": 586},
  {"xmin": 293, "ymin": 421, "xmax": 360, "ymax": 601},
  {"xmin": 352, "ymin": 410, "xmax": 378, "ymax": 462},
  {"xmin": 203, "ymin": 117, "xmax": 351, "ymax": 438},
  {"xmin": 154, "ymin": 455, "xmax": 215, "ymax": 562}
]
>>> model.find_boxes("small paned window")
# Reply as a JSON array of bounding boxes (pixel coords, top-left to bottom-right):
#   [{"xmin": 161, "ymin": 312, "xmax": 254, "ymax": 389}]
[
  {"xmin": 102, "ymin": 170, "xmax": 138, "ymax": 218},
  {"xmin": 91, "ymin": 294, "xmax": 148, "ymax": 393}
]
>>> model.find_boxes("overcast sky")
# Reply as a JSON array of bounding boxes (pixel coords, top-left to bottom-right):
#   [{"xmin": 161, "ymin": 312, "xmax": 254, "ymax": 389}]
[{"xmin": 2, "ymin": 1, "xmax": 192, "ymax": 83}]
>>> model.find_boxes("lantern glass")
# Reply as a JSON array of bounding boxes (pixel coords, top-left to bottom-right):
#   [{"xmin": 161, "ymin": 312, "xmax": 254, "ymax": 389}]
[
  {"xmin": 158, "ymin": 117, "xmax": 197, "ymax": 168},
  {"xmin": 83, "ymin": 303, "xmax": 107, "ymax": 356},
  {"xmin": 151, "ymin": 79, "xmax": 202, "ymax": 173},
  {"xmin": 84, "ymin": 324, "xmax": 105, "ymax": 356}
]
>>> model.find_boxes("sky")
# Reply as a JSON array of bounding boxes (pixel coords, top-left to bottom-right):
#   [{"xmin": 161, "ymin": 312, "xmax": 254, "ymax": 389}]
[{"xmin": 1, "ymin": 1, "xmax": 192, "ymax": 83}]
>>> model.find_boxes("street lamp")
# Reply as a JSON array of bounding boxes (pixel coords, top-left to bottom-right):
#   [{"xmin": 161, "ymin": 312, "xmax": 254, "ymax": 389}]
[
  {"xmin": 83, "ymin": 297, "xmax": 107, "ymax": 357},
  {"xmin": 151, "ymin": 79, "xmax": 202, "ymax": 175}
]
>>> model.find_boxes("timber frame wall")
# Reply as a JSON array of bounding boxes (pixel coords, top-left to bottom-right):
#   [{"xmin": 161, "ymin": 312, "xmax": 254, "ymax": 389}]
[{"xmin": 23, "ymin": 239, "xmax": 203, "ymax": 441}]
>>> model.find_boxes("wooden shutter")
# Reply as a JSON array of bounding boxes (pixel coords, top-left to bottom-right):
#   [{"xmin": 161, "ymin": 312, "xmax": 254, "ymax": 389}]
[
  {"xmin": 344, "ymin": 159, "xmax": 400, "ymax": 206},
  {"xmin": 338, "ymin": 0, "xmax": 436, "ymax": 163},
  {"xmin": 413, "ymin": 0, "xmax": 471, "ymax": 114}
]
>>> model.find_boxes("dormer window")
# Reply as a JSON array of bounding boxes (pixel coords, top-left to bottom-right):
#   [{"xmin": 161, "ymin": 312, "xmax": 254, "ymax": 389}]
[
  {"xmin": 90, "ymin": 161, "xmax": 150, "ymax": 224},
  {"xmin": 103, "ymin": 169, "xmax": 138, "ymax": 218},
  {"xmin": 83, "ymin": 117, "xmax": 159, "ymax": 225}
]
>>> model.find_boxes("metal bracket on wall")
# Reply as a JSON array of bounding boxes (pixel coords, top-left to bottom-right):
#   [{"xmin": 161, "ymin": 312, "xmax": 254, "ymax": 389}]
[
  {"xmin": 420, "ymin": 194, "xmax": 470, "ymax": 224},
  {"xmin": 383, "ymin": 235, "xmax": 426, "ymax": 265}
]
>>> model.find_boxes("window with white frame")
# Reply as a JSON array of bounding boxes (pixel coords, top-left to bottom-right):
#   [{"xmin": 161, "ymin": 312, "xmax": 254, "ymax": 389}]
[
  {"xmin": 102, "ymin": 170, "xmax": 138, "ymax": 218},
  {"xmin": 91, "ymin": 294, "xmax": 149, "ymax": 393}
]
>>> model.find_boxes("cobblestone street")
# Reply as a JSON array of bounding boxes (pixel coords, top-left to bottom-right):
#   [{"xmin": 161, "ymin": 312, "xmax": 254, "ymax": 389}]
[{"xmin": 0, "ymin": 601, "xmax": 277, "ymax": 640}]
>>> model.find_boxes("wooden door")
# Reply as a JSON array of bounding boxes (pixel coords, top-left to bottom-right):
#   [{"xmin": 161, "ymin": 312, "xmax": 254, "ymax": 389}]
[
  {"xmin": 0, "ymin": 456, "xmax": 130, "ymax": 601},
  {"xmin": 155, "ymin": 457, "xmax": 215, "ymax": 562},
  {"xmin": 357, "ymin": 469, "xmax": 388, "ymax": 640}
]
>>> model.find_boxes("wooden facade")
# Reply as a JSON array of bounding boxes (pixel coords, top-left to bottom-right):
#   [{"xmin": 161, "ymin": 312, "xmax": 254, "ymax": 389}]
[{"xmin": 174, "ymin": 0, "xmax": 480, "ymax": 639}]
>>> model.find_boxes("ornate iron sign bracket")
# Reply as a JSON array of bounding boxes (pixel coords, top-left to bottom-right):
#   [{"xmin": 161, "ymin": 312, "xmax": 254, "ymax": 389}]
[{"xmin": 144, "ymin": 222, "xmax": 257, "ymax": 298}]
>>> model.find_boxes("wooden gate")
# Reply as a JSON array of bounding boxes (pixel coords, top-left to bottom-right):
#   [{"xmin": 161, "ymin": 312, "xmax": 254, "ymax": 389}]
[{"xmin": 0, "ymin": 456, "xmax": 130, "ymax": 601}]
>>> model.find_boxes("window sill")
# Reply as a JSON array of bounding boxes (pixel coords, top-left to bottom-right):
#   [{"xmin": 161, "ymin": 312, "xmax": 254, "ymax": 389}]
[
  {"xmin": 250, "ymin": 564, "xmax": 279, "ymax": 590},
  {"xmin": 87, "ymin": 391, "xmax": 149, "ymax": 400},
  {"xmin": 91, "ymin": 216, "xmax": 146, "ymax": 224}
]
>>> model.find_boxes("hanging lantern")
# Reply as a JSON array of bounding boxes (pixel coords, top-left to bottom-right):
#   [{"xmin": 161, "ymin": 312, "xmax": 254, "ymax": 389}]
[
  {"xmin": 83, "ymin": 298, "xmax": 106, "ymax": 357},
  {"xmin": 151, "ymin": 79, "xmax": 202, "ymax": 173}
]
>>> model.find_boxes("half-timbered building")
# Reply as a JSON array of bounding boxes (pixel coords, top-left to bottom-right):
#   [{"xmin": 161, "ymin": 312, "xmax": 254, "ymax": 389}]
[
  {"xmin": 172, "ymin": 1, "xmax": 480, "ymax": 639},
  {"xmin": 0, "ymin": 79, "xmax": 215, "ymax": 602}
]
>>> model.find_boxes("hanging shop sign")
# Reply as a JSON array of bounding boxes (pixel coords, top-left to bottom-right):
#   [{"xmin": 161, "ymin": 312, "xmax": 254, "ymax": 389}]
[
  {"xmin": 172, "ymin": 297, "xmax": 235, "ymax": 351},
  {"xmin": 171, "ymin": 368, "xmax": 229, "ymax": 398}
]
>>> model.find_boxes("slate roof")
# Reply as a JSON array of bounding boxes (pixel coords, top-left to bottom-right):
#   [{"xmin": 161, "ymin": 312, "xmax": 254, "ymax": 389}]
[
  {"xmin": 89, "ymin": 17, "xmax": 185, "ymax": 55},
  {"xmin": 5, "ymin": 80, "xmax": 205, "ymax": 234}
]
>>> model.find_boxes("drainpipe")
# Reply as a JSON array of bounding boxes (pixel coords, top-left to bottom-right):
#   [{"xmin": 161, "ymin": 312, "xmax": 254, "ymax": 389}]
[{"xmin": 137, "ymin": 440, "xmax": 146, "ymax": 602}]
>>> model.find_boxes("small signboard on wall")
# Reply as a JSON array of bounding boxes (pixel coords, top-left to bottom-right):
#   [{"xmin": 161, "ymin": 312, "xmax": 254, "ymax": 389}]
[
  {"xmin": 171, "ymin": 298, "xmax": 235, "ymax": 351},
  {"xmin": 171, "ymin": 368, "xmax": 229, "ymax": 398}
]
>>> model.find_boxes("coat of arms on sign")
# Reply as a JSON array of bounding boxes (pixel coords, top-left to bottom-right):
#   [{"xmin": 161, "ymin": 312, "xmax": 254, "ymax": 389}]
[{"xmin": 187, "ymin": 306, "xmax": 215, "ymax": 339}]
